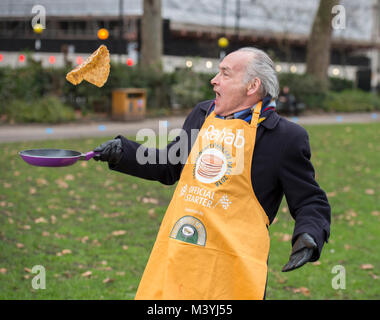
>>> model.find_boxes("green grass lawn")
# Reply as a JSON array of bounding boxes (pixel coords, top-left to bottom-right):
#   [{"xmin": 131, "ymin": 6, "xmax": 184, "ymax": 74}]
[{"xmin": 0, "ymin": 123, "xmax": 379, "ymax": 299}]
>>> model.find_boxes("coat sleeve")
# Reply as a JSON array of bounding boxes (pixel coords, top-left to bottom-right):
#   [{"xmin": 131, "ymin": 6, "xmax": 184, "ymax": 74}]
[
  {"xmin": 278, "ymin": 126, "xmax": 331, "ymax": 261},
  {"xmin": 107, "ymin": 104, "xmax": 203, "ymax": 185}
]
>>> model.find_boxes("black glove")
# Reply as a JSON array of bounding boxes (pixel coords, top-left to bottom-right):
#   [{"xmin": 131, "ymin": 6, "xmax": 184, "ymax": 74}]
[
  {"xmin": 282, "ymin": 233, "xmax": 317, "ymax": 272},
  {"xmin": 93, "ymin": 138, "xmax": 123, "ymax": 166}
]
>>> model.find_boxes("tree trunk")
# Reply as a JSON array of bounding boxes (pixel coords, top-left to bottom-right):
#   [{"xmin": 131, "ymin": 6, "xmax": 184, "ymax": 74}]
[
  {"xmin": 306, "ymin": 0, "xmax": 340, "ymax": 83},
  {"xmin": 140, "ymin": 0, "xmax": 162, "ymax": 70}
]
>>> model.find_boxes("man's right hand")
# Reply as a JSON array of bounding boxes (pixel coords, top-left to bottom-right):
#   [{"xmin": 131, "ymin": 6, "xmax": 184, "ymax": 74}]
[{"xmin": 93, "ymin": 138, "xmax": 123, "ymax": 165}]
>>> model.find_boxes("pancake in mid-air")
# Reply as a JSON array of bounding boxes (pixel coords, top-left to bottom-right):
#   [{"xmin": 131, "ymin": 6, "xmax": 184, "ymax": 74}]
[{"xmin": 66, "ymin": 45, "xmax": 110, "ymax": 87}]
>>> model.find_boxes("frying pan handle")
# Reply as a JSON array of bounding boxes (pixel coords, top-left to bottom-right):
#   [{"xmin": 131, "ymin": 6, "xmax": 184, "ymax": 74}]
[{"xmin": 83, "ymin": 151, "xmax": 100, "ymax": 161}]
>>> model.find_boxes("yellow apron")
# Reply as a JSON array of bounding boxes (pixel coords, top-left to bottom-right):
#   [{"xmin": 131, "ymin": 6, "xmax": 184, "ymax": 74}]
[{"xmin": 135, "ymin": 102, "xmax": 270, "ymax": 300}]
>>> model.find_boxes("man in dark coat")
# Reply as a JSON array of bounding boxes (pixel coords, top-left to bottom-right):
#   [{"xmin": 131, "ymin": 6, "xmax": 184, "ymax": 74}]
[{"xmin": 94, "ymin": 47, "xmax": 331, "ymax": 282}]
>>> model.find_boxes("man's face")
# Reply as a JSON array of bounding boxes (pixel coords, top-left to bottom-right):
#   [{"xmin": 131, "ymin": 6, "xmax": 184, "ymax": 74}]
[{"xmin": 210, "ymin": 51, "xmax": 252, "ymax": 116}]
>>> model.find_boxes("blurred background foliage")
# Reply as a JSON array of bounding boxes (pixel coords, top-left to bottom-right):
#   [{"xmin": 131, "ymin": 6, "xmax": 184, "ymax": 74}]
[{"xmin": 0, "ymin": 57, "xmax": 379, "ymax": 124}]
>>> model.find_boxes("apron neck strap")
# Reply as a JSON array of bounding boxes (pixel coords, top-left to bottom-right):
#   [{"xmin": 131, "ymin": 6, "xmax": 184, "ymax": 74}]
[{"xmin": 250, "ymin": 101, "xmax": 263, "ymax": 128}]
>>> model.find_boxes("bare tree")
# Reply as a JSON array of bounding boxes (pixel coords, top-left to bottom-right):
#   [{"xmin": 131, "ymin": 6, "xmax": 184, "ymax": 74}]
[
  {"xmin": 306, "ymin": 0, "xmax": 340, "ymax": 83},
  {"xmin": 140, "ymin": 0, "xmax": 162, "ymax": 70}
]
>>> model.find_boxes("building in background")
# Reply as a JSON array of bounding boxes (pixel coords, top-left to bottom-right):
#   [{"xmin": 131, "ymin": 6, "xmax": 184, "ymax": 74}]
[{"xmin": 0, "ymin": 0, "xmax": 379, "ymax": 90}]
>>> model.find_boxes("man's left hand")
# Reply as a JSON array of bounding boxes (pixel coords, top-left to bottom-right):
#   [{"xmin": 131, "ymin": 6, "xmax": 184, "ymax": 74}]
[
  {"xmin": 282, "ymin": 233, "xmax": 317, "ymax": 272},
  {"xmin": 93, "ymin": 138, "xmax": 123, "ymax": 166}
]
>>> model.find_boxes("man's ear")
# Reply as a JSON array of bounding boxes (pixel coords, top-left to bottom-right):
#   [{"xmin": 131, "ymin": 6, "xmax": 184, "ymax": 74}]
[{"xmin": 247, "ymin": 78, "xmax": 261, "ymax": 96}]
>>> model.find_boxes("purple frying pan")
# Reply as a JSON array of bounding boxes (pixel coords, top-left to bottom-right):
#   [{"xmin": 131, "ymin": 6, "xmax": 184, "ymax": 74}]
[{"xmin": 19, "ymin": 149, "xmax": 100, "ymax": 167}]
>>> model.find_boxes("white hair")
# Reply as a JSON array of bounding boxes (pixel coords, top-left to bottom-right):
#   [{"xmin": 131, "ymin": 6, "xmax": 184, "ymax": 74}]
[{"xmin": 237, "ymin": 47, "xmax": 279, "ymax": 99}]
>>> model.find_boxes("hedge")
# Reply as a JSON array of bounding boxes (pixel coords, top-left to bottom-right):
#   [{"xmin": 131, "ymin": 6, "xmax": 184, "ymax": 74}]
[
  {"xmin": 0, "ymin": 58, "xmax": 379, "ymax": 123},
  {"xmin": 324, "ymin": 89, "xmax": 380, "ymax": 112},
  {"xmin": 3, "ymin": 96, "xmax": 76, "ymax": 123},
  {"xmin": 0, "ymin": 59, "xmax": 214, "ymax": 112}
]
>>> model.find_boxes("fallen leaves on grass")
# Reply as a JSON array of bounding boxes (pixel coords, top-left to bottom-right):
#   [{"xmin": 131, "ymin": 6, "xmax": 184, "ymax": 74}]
[
  {"xmin": 292, "ymin": 287, "xmax": 310, "ymax": 296},
  {"xmin": 80, "ymin": 236, "xmax": 89, "ymax": 243},
  {"xmin": 65, "ymin": 208, "xmax": 76, "ymax": 215},
  {"xmin": 34, "ymin": 217, "xmax": 48, "ymax": 224},
  {"xmin": 148, "ymin": 208, "xmax": 157, "ymax": 219},
  {"xmin": 36, "ymin": 178, "xmax": 48, "ymax": 186},
  {"xmin": 65, "ymin": 174, "xmax": 75, "ymax": 181},
  {"xmin": 344, "ymin": 209, "xmax": 358, "ymax": 224},
  {"xmin": 56, "ymin": 249, "xmax": 72, "ymax": 256},
  {"xmin": 279, "ymin": 234, "xmax": 292, "ymax": 242},
  {"xmin": 16, "ymin": 243, "xmax": 24, "ymax": 249},
  {"xmin": 102, "ymin": 212, "xmax": 122, "ymax": 218},
  {"xmin": 360, "ymin": 264, "xmax": 374, "ymax": 270},
  {"xmin": 141, "ymin": 197, "xmax": 159, "ymax": 204},
  {"xmin": 103, "ymin": 278, "xmax": 114, "ymax": 284},
  {"xmin": 101, "ymin": 266, "xmax": 113, "ymax": 271},
  {"xmin": 112, "ymin": 230, "xmax": 127, "ymax": 236},
  {"xmin": 54, "ymin": 232, "xmax": 66, "ymax": 239},
  {"xmin": 55, "ymin": 179, "xmax": 68, "ymax": 189},
  {"xmin": 92, "ymin": 239, "xmax": 101, "ymax": 247},
  {"xmin": 365, "ymin": 189, "xmax": 375, "ymax": 195},
  {"xmin": 0, "ymin": 268, "xmax": 7, "ymax": 274},
  {"xmin": 104, "ymin": 180, "xmax": 113, "ymax": 187},
  {"xmin": 63, "ymin": 271, "xmax": 73, "ymax": 278},
  {"xmin": 369, "ymin": 272, "xmax": 379, "ymax": 280},
  {"xmin": 29, "ymin": 187, "xmax": 37, "ymax": 195},
  {"xmin": 81, "ymin": 271, "xmax": 92, "ymax": 277},
  {"xmin": 272, "ymin": 271, "xmax": 287, "ymax": 284}
]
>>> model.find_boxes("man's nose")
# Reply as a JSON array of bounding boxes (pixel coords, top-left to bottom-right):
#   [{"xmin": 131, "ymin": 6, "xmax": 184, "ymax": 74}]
[{"xmin": 210, "ymin": 73, "xmax": 219, "ymax": 86}]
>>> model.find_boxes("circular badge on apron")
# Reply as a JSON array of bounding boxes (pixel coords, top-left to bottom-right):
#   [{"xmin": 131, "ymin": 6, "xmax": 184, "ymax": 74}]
[
  {"xmin": 169, "ymin": 216, "xmax": 207, "ymax": 246},
  {"xmin": 195, "ymin": 148, "xmax": 227, "ymax": 184}
]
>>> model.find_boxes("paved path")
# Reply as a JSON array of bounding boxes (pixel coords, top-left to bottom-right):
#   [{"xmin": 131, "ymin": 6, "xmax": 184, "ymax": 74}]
[{"xmin": 0, "ymin": 112, "xmax": 379, "ymax": 143}]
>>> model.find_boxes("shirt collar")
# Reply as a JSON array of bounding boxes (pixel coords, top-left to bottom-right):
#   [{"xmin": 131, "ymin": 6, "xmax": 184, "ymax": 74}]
[{"xmin": 202, "ymin": 98, "xmax": 279, "ymax": 130}]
